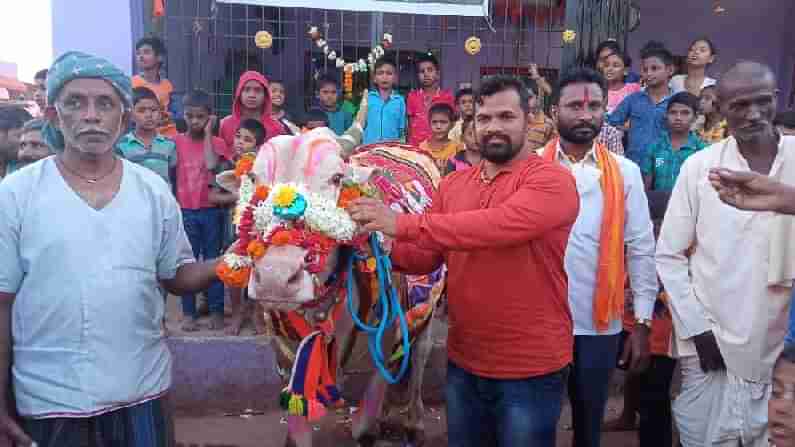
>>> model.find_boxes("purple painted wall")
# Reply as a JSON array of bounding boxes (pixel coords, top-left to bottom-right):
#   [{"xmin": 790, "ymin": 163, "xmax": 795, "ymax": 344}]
[{"xmin": 626, "ymin": 0, "xmax": 795, "ymax": 106}]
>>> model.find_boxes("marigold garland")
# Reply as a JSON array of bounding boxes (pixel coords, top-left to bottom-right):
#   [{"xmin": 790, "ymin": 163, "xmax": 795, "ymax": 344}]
[
  {"xmin": 337, "ymin": 185, "xmax": 362, "ymax": 209},
  {"xmin": 234, "ymin": 153, "xmax": 257, "ymax": 178},
  {"xmin": 273, "ymin": 185, "xmax": 298, "ymax": 207},
  {"xmin": 216, "ymin": 262, "xmax": 252, "ymax": 288},
  {"xmin": 247, "ymin": 240, "xmax": 268, "ymax": 259},
  {"xmin": 271, "ymin": 229, "xmax": 294, "ymax": 246},
  {"xmin": 216, "ymin": 179, "xmax": 374, "ymax": 288},
  {"xmin": 255, "ymin": 185, "xmax": 270, "ymax": 201}
]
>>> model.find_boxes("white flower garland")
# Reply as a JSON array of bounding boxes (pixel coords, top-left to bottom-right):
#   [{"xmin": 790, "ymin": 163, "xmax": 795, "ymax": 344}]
[
  {"xmin": 237, "ymin": 175, "xmax": 255, "ymax": 210},
  {"xmin": 252, "ymin": 183, "xmax": 357, "ymax": 242},
  {"xmin": 224, "ymin": 253, "xmax": 253, "ymax": 269}
]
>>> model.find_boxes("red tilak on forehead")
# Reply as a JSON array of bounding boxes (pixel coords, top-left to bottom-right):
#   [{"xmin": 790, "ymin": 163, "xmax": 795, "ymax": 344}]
[{"xmin": 583, "ymin": 86, "xmax": 591, "ymax": 104}]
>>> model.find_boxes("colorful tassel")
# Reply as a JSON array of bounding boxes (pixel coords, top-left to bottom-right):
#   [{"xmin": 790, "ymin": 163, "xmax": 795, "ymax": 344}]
[{"xmin": 288, "ymin": 394, "xmax": 306, "ymax": 416}]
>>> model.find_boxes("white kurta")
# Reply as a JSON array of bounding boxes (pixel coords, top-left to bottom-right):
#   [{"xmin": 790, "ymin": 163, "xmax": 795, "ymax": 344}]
[{"xmin": 656, "ymin": 136, "xmax": 795, "ymax": 383}]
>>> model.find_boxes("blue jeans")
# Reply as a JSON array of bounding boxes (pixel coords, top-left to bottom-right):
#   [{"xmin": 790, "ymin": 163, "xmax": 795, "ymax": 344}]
[
  {"xmin": 787, "ymin": 289, "xmax": 795, "ymax": 345},
  {"xmin": 568, "ymin": 334, "xmax": 621, "ymax": 447},
  {"xmin": 181, "ymin": 208, "xmax": 224, "ymax": 317},
  {"xmin": 446, "ymin": 360, "xmax": 566, "ymax": 447}
]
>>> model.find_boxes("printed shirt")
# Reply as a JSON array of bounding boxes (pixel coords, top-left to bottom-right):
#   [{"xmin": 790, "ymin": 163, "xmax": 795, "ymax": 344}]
[
  {"xmin": 391, "ymin": 154, "xmax": 580, "ymax": 379},
  {"xmin": 607, "ymin": 90, "xmax": 673, "ymax": 165},
  {"xmin": 527, "ymin": 112, "xmax": 557, "ymax": 150},
  {"xmin": 116, "ymin": 132, "xmax": 178, "ymax": 186},
  {"xmin": 547, "ymin": 143, "xmax": 657, "ymax": 335},
  {"xmin": 640, "ymin": 132, "xmax": 707, "ymax": 192},
  {"xmin": 656, "ymin": 136, "xmax": 795, "ymax": 383},
  {"xmin": 598, "ymin": 123, "xmax": 625, "ymax": 156},
  {"xmin": 0, "ymin": 158, "xmax": 195, "ymax": 417},
  {"xmin": 325, "ymin": 107, "xmax": 353, "ymax": 136},
  {"xmin": 607, "ymin": 83, "xmax": 641, "ymax": 113},
  {"xmin": 363, "ymin": 90, "xmax": 406, "ymax": 145},
  {"xmin": 406, "ymin": 88, "xmax": 455, "ymax": 146},
  {"xmin": 174, "ymin": 134, "xmax": 231, "ymax": 210}
]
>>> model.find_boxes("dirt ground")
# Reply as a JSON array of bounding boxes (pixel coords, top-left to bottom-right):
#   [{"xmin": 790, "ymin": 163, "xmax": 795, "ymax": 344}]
[
  {"xmin": 174, "ymin": 397, "xmax": 641, "ymax": 447},
  {"xmin": 168, "ymin": 295, "xmax": 657, "ymax": 447}
]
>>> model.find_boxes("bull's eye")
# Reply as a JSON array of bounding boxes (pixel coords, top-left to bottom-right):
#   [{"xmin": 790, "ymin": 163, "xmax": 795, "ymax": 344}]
[
  {"xmin": 305, "ymin": 253, "xmax": 316, "ymax": 264},
  {"xmin": 331, "ymin": 173, "xmax": 343, "ymax": 186}
]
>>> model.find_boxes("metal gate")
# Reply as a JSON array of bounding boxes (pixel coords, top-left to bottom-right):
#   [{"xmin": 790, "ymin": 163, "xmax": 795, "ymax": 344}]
[{"xmin": 160, "ymin": 0, "xmax": 636, "ymax": 117}]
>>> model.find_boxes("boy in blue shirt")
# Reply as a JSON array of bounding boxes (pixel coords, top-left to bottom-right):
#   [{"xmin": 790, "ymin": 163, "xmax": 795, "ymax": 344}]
[
  {"xmin": 608, "ymin": 41, "xmax": 675, "ymax": 165},
  {"xmin": 363, "ymin": 57, "xmax": 406, "ymax": 144},
  {"xmin": 316, "ymin": 74, "xmax": 352, "ymax": 136}
]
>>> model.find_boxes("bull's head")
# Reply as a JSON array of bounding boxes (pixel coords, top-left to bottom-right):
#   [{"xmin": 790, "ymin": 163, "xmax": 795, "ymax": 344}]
[{"xmin": 217, "ymin": 128, "xmax": 375, "ymax": 310}]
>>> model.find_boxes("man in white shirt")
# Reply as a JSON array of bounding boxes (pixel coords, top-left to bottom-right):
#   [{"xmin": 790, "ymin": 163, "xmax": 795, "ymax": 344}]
[
  {"xmin": 543, "ymin": 67, "xmax": 657, "ymax": 447},
  {"xmin": 0, "ymin": 51, "xmax": 220, "ymax": 447},
  {"xmin": 656, "ymin": 61, "xmax": 795, "ymax": 447},
  {"xmin": 708, "ymin": 168, "xmax": 795, "ymax": 447}
]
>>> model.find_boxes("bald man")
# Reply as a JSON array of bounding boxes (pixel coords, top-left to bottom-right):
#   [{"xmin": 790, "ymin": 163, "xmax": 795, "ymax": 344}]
[{"xmin": 656, "ymin": 61, "xmax": 795, "ymax": 447}]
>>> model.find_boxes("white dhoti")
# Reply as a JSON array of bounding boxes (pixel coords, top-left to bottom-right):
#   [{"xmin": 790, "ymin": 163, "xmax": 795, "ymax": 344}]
[{"xmin": 675, "ymin": 356, "xmax": 771, "ymax": 447}]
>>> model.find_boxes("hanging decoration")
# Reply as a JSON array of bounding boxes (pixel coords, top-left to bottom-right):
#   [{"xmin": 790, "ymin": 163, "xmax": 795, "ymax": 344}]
[
  {"xmin": 254, "ymin": 31, "xmax": 273, "ymax": 49},
  {"xmin": 562, "ymin": 29, "xmax": 577, "ymax": 44},
  {"xmin": 307, "ymin": 26, "xmax": 394, "ymax": 75},
  {"xmin": 464, "ymin": 36, "xmax": 482, "ymax": 55}
]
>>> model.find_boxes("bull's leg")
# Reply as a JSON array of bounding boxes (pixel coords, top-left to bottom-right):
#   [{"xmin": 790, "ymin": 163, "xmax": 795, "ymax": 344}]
[
  {"xmin": 352, "ymin": 374, "xmax": 388, "ymax": 446},
  {"xmin": 403, "ymin": 315, "xmax": 435, "ymax": 447},
  {"xmin": 285, "ymin": 415, "xmax": 313, "ymax": 447}
]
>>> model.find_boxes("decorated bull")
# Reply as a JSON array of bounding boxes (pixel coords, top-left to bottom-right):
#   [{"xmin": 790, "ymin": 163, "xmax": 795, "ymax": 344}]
[{"xmin": 215, "ymin": 129, "xmax": 444, "ymax": 447}]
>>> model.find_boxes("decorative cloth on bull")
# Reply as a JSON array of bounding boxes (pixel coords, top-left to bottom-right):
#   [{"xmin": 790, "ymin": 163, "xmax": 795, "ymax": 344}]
[
  {"xmin": 349, "ymin": 143, "xmax": 446, "ymax": 365},
  {"xmin": 42, "ymin": 51, "xmax": 133, "ymax": 152}
]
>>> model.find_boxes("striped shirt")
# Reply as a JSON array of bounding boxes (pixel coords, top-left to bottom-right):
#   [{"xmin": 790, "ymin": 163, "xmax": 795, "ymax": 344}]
[{"xmin": 116, "ymin": 132, "xmax": 177, "ymax": 187}]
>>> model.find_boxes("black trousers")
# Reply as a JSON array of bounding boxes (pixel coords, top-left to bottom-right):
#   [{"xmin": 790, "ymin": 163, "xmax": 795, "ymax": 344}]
[{"xmin": 638, "ymin": 355, "xmax": 677, "ymax": 447}]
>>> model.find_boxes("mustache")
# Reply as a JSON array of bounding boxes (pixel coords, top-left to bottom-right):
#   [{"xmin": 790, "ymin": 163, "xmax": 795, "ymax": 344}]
[
  {"xmin": 77, "ymin": 128, "xmax": 111, "ymax": 137},
  {"xmin": 571, "ymin": 123, "xmax": 600, "ymax": 131},
  {"xmin": 481, "ymin": 133, "xmax": 510, "ymax": 143}
]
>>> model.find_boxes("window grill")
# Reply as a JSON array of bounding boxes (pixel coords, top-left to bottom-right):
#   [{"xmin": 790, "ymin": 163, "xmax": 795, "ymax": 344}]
[{"xmin": 161, "ymin": 0, "xmax": 635, "ymax": 117}]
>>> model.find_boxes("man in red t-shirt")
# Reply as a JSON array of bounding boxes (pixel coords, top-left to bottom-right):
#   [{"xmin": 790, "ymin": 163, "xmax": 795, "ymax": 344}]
[
  {"xmin": 349, "ymin": 75, "xmax": 580, "ymax": 447},
  {"xmin": 406, "ymin": 53, "xmax": 455, "ymax": 146}
]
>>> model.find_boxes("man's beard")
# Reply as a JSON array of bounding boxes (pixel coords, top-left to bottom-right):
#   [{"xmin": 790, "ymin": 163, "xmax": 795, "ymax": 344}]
[
  {"xmin": 480, "ymin": 133, "xmax": 522, "ymax": 164},
  {"xmin": 558, "ymin": 122, "xmax": 601, "ymax": 145}
]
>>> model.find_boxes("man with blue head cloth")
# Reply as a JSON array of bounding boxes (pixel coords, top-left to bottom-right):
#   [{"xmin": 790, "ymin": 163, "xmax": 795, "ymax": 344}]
[{"xmin": 0, "ymin": 51, "xmax": 219, "ymax": 446}]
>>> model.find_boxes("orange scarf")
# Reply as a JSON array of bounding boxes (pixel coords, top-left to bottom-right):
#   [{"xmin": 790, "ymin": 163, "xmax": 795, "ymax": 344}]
[{"xmin": 543, "ymin": 139, "xmax": 626, "ymax": 332}]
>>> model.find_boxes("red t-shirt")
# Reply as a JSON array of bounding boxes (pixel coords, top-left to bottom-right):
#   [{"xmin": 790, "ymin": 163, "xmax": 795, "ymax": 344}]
[
  {"xmin": 406, "ymin": 88, "xmax": 455, "ymax": 147},
  {"xmin": 392, "ymin": 154, "xmax": 580, "ymax": 379},
  {"xmin": 174, "ymin": 134, "xmax": 232, "ymax": 209}
]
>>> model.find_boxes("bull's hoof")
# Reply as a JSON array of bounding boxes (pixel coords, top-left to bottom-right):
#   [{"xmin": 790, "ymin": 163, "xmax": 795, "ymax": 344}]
[
  {"xmin": 356, "ymin": 433, "xmax": 378, "ymax": 447},
  {"xmin": 406, "ymin": 429, "xmax": 426, "ymax": 447}
]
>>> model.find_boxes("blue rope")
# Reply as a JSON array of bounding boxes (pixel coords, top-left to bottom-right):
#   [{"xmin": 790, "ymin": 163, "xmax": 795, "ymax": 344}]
[{"xmin": 346, "ymin": 233, "xmax": 411, "ymax": 384}]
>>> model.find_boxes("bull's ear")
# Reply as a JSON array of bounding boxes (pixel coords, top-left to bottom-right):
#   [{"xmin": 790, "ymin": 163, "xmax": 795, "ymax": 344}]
[
  {"xmin": 216, "ymin": 170, "xmax": 240, "ymax": 193},
  {"xmin": 342, "ymin": 165, "xmax": 380, "ymax": 185}
]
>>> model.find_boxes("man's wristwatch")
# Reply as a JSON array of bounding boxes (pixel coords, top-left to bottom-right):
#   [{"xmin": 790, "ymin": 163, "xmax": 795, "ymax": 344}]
[{"xmin": 635, "ymin": 318, "xmax": 652, "ymax": 329}]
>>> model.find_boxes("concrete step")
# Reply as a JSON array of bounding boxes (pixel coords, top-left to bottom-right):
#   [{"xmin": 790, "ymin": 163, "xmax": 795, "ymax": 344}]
[{"xmin": 167, "ymin": 319, "xmax": 449, "ymax": 417}]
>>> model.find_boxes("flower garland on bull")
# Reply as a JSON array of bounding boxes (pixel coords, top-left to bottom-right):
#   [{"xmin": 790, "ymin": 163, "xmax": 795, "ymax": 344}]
[{"xmin": 215, "ymin": 156, "xmax": 416, "ymax": 422}]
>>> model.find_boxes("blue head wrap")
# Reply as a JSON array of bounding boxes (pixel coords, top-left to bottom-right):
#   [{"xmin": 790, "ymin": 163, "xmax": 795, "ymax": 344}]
[{"xmin": 42, "ymin": 51, "xmax": 132, "ymax": 151}]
